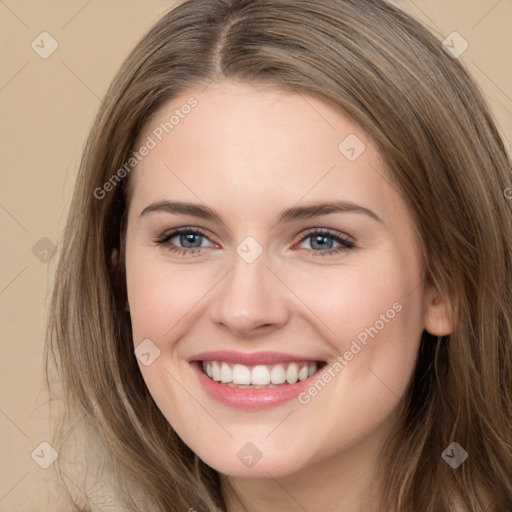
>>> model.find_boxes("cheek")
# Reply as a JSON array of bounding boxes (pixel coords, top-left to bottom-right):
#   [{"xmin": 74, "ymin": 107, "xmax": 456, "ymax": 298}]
[
  {"xmin": 284, "ymin": 252, "xmax": 424, "ymax": 400},
  {"xmin": 125, "ymin": 247, "xmax": 211, "ymax": 342},
  {"xmin": 283, "ymin": 252, "xmax": 423, "ymax": 348}
]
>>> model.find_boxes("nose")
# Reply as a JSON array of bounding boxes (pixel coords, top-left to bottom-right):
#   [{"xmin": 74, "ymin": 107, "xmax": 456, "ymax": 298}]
[{"xmin": 209, "ymin": 250, "xmax": 291, "ymax": 339}]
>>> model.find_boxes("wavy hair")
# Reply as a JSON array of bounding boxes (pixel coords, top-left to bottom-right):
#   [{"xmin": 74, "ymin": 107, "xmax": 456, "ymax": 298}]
[{"xmin": 45, "ymin": 0, "xmax": 512, "ymax": 510}]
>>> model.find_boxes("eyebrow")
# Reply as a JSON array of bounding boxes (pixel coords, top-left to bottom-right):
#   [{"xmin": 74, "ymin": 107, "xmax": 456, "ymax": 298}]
[{"xmin": 139, "ymin": 200, "xmax": 382, "ymax": 224}]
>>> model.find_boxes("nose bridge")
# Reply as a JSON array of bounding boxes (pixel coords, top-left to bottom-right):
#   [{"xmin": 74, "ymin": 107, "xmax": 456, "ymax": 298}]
[{"xmin": 210, "ymin": 243, "xmax": 289, "ymax": 336}]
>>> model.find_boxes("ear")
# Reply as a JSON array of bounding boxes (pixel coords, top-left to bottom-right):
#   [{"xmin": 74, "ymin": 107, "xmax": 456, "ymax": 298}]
[{"xmin": 423, "ymin": 285, "xmax": 452, "ymax": 336}]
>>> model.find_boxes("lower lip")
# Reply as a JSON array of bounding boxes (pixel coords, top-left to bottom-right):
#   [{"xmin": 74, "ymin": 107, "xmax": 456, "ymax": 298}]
[{"xmin": 191, "ymin": 362, "xmax": 321, "ymax": 410}]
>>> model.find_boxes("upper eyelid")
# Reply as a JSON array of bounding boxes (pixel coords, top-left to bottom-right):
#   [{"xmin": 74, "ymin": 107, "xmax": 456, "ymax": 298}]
[{"xmin": 165, "ymin": 226, "xmax": 215, "ymax": 241}]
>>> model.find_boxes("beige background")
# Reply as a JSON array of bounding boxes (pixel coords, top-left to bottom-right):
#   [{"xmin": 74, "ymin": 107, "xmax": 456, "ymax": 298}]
[{"xmin": 0, "ymin": 0, "xmax": 511, "ymax": 509}]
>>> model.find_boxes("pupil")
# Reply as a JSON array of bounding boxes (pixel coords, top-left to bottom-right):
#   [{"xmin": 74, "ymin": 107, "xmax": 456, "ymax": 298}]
[
  {"xmin": 312, "ymin": 235, "xmax": 333, "ymax": 250},
  {"xmin": 181, "ymin": 233, "xmax": 201, "ymax": 248}
]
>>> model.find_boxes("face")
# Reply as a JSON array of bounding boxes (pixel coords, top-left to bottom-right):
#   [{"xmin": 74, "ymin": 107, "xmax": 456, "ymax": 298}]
[{"xmin": 124, "ymin": 80, "xmax": 450, "ymax": 479}]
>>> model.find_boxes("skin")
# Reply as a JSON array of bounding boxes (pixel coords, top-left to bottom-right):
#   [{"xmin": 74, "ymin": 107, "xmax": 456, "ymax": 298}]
[{"xmin": 124, "ymin": 80, "xmax": 452, "ymax": 512}]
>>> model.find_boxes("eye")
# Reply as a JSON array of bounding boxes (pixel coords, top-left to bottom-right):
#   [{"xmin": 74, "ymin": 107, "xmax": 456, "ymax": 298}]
[
  {"xmin": 295, "ymin": 229, "xmax": 355, "ymax": 256},
  {"xmin": 153, "ymin": 227, "xmax": 215, "ymax": 256},
  {"xmin": 153, "ymin": 227, "xmax": 355, "ymax": 257}
]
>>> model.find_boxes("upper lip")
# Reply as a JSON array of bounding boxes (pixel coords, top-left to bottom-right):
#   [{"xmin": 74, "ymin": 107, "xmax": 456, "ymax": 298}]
[{"xmin": 189, "ymin": 350, "xmax": 325, "ymax": 366}]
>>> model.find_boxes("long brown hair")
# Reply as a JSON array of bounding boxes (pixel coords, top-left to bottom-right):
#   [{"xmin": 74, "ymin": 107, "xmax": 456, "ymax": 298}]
[{"xmin": 45, "ymin": 0, "xmax": 512, "ymax": 510}]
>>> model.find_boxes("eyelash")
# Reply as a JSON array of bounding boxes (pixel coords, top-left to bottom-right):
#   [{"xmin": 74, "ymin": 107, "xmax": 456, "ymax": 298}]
[{"xmin": 153, "ymin": 227, "xmax": 355, "ymax": 257}]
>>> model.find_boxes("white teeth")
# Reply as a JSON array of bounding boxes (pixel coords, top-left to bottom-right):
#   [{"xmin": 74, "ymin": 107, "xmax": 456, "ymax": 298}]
[
  {"xmin": 220, "ymin": 362, "xmax": 232, "ymax": 383},
  {"xmin": 251, "ymin": 365, "xmax": 271, "ymax": 385},
  {"xmin": 232, "ymin": 364, "xmax": 251, "ymax": 385},
  {"xmin": 270, "ymin": 364, "xmax": 286, "ymax": 384},
  {"xmin": 212, "ymin": 361, "xmax": 222, "ymax": 381},
  {"xmin": 202, "ymin": 360, "xmax": 320, "ymax": 386},
  {"xmin": 285, "ymin": 363, "xmax": 299, "ymax": 384},
  {"xmin": 298, "ymin": 365, "xmax": 309, "ymax": 381}
]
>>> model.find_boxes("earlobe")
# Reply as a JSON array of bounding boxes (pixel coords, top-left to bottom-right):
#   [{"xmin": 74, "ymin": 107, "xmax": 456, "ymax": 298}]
[{"xmin": 423, "ymin": 286, "xmax": 452, "ymax": 336}]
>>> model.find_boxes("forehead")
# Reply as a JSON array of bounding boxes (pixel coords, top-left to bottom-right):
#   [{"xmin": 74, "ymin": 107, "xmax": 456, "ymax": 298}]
[{"xmin": 129, "ymin": 80, "xmax": 398, "ymax": 219}]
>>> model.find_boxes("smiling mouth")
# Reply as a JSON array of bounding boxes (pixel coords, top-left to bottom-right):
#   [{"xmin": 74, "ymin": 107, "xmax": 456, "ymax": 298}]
[{"xmin": 200, "ymin": 360, "xmax": 326, "ymax": 388}]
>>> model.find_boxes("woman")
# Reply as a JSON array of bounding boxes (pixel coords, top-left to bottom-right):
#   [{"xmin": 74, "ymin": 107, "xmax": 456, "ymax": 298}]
[{"xmin": 45, "ymin": 0, "xmax": 512, "ymax": 510}]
